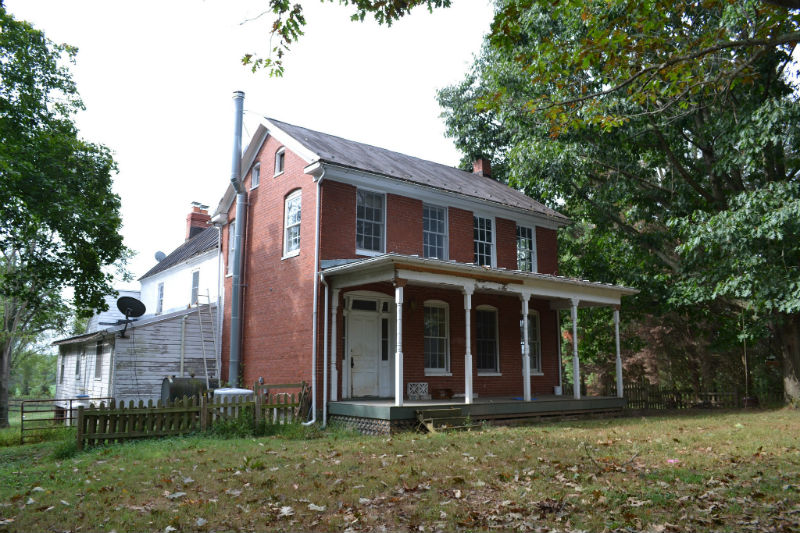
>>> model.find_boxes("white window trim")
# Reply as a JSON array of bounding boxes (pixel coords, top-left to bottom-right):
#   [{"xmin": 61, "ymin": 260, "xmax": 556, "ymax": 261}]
[
  {"xmin": 250, "ymin": 162, "xmax": 261, "ymax": 190},
  {"xmin": 475, "ymin": 304, "xmax": 500, "ymax": 375},
  {"xmin": 422, "ymin": 204, "xmax": 449, "ymax": 260},
  {"xmin": 516, "ymin": 224, "xmax": 538, "ymax": 273},
  {"xmin": 156, "ymin": 282, "xmax": 165, "ymax": 315},
  {"xmin": 473, "ymin": 214, "xmax": 496, "ymax": 268},
  {"xmin": 423, "ymin": 300, "xmax": 450, "ymax": 376},
  {"xmin": 274, "ymin": 147, "xmax": 285, "ymax": 177},
  {"xmin": 283, "ymin": 190, "xmax": 302, "ymax": 258},
  {"xmin": 525, "ymin": 310, "xmax": 543, "ymax": 375},
  {"xmin": 355, "ymin": 188, "xmax": 386, "ymax": 256}
]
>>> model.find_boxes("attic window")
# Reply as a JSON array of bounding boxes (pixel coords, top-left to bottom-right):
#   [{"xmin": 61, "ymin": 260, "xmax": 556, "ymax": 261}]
[{"xmin": 274, "ymin": 148, "xmax": 285, "ymax": 176}]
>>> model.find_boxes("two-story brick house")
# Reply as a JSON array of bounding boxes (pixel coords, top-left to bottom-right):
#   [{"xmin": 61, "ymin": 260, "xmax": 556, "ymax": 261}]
[{"xmin": 214, "ymin": 113, "xmax": 636, "ymax": 431}]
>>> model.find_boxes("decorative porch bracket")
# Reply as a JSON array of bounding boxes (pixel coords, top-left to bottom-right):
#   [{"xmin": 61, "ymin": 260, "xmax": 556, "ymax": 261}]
[
  {"xmin": 571, "ymin": 298, "xmax": 581, "ymax": 400},
  {"xmin": 463, "ymin": 283, "xmax": 475, "ymax": 405},
  {"xmin": 394, "ymin": 283, "xmax": 404, "ymax": 407},
  {"xmin": 520, "ymin": 291, "xmax": 532, "ymax": 402}
]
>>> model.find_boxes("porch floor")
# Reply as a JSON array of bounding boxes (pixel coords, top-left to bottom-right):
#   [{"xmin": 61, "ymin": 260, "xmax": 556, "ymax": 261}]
[{"xmin": 329, "ymin": 394, "xmax": 626, "ymax": 422}]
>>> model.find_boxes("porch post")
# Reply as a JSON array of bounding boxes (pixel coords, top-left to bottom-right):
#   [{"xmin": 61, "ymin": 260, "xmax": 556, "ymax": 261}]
[
  {"xmin": 394, "ymin": 284, "xmax": 404, "ymax": 407},
  {"xmin": 330, "ymin": 288, "xmax": 340, "ymax": 402},
  {"xmin": 463, "ymin": 284, "xmax": 474, "ymax": 405},
  {"xmin": 614, "ymin": 307, "xmax": 623, "ymax": 398},
  {"xmin": 521, "ymin": 292, "xmax": 531, "ymax": 401},
  {"xmin": 571, "ymin": 298, "xmax": 581, "ymax": 400}
]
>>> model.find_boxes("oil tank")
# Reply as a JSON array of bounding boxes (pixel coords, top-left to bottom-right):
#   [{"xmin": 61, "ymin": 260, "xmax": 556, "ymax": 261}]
[{"xmin": 161, "ymin": 376, "xmax": 219, "ymax": 404}]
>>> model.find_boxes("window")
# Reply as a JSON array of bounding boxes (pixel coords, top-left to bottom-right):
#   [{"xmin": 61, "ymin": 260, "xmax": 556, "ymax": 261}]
[
  {"xmin": 516, "ymin": 225, "xmax": 536, "ymax": 272},
  {"xmin": 191, "ymin": 270, "xmax": 200, "ymax": 304},
  {"xmin": 59, "ymin": 356, "xmax": 65, "ymax": 384},
  {"xmin": 473, "ymin": 216, "xmax": 494, "ymax": 266},
  {"xmin": 356, "ymin": 189, "xmax": 385, "ymax": 253},
  {"xmin": 156, "ymin": 282, "xmax": 164, "ymax": 315},
  {"xmin": 226, "ymin": 224, "xmax": 235, "ymax": 275},
  {"xmin": 351, "ymin": 299, "xmax": 377, "ymax": 311},
  {"xmin": 521, "ymin": 312, "xmax": 542, "ymax": 374},
  {"xmin": 251, "ymin": 163, "xmax": 260, "ymax": 189},
  {"xmin": 424, "ymin": 301, "xmax": 449, "ymax": 373},
  {"xmin": 75, "ymin": 349, "xmax": 83, "ymax": 379},
  {"xmin": 423, "ymin": 205, "xmax": 448, "ymax": 259},
  {"xmin": 274, "ymin": 148, "xmax": 285, "ymax": 176},
  {"xmin": 283, "ymin": 190, "xmax": 302, "ymax": 256},
  {"xmin": 381, "ymin": 318, "xmax": 390, "ymax": 361},
  {"xmin": 94, "ymin": 341, "xmax": 103, "ymax": 380},
  {"xmin": 476, "ymin": 307, "xmax": 499, "ymax": 373}
]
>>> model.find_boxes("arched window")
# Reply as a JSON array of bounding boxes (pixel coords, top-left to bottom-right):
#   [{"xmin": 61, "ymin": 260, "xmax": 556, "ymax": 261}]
[
  {"xmin": 274, "ymin": 147, "xmax": 285, "ymax": 176},
  {"xmin": 424, "ymin": 300, "xmax": 449, "ymax": 374},
  {"xmin": 283, "ymin": 190, "xmax": 301, "ymax": 257},
  {"xmin": 476, "ymin": 305, "xmax": 499, "ymax": 374}
]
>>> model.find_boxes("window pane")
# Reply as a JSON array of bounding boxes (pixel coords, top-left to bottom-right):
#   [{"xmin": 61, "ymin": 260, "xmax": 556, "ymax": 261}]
[
  {"xmin": 476, "ymin": 309, "xmax": 498, "ymax": 371},
  {"xmin": 473, "ymin": 217, "xmax": 493, "ymax": 266},
  {"xmin": 516, "ymin": 226, "xmax": 535, "ymax": 272},
  {"xmin": 284, "ymin": 193, "xmax": 301, "ymax": 253},
  {"xmin": 423, "ymin": 205, "xmax": 447, "ymax": 259},
  {"xmin": 356, "ymin": 190, "xmax": 384, "ymax": 252},
  {"xmin": 424, "ymin": 304, "xmax": 448, "ymax": 371}
]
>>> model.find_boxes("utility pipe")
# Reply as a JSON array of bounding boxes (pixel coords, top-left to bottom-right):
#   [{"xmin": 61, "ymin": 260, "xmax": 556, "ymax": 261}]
[
  {"xmin": 303, "ymin": 166, "xmax": 325, "ymax": 426},
  {"xmin": 228, "ymin": 91, "xmax": 245, "ymax": 387},
  {"xmin": 321, "ymin": 275, "xmax": 329, "ymax": 428}
]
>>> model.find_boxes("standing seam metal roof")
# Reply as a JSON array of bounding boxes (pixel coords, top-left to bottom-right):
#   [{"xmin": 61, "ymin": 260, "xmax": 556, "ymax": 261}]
[{"xmin": 266, "ymin": 118, "xmax": 569, "ymax": 222}]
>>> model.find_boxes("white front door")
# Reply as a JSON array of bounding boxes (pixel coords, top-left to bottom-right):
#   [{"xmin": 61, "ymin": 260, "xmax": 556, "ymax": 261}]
[{"xmin": 350, "ymin": 312, "xmax": 380, "ymax": 397}]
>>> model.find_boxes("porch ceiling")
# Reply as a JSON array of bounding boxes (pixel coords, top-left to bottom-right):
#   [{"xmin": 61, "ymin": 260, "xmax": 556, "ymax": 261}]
[{"xmin": 322, "ymin": 253, "xmax": 637, "ymax": 308}]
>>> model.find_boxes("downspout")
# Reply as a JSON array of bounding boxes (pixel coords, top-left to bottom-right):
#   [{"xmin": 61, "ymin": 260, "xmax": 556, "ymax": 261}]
[
  {"xmin": 303, "ymin": 166, "xmax": 325, "ymax": 426},
  {"xmin": 228, "ymin": 90, "xmax": 246, "ymax": 387},
  {"xmin": 321, "ymin": 274, "xmax": 329, "ymax": 428}
]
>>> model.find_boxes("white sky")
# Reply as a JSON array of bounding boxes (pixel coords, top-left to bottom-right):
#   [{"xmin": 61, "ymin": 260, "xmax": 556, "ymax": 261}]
[{"xmin": 7, "ymin": 0, "xmax": 493, "ymax": 290}]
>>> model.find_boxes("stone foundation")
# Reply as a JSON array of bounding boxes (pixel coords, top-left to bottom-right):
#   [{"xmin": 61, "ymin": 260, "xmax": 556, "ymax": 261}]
[{"xmin": 328, "ymin": 415, "xmax": 418, "ymax": 436}]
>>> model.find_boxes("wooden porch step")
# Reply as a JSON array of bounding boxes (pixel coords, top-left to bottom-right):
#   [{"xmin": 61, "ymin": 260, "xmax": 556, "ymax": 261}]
[{"xmin": 416, "ymin": 408, "xmax": 471, "ymax": 434}]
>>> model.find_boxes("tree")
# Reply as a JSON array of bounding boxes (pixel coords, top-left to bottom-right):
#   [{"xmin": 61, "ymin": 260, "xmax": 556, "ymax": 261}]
[
  {"xmin": 437, "ymin": 1, "xmax": 799, "ymax": 402},
  {"xmin": 0, "ymin": 7, "xmax": 127, "ymax": 427}
]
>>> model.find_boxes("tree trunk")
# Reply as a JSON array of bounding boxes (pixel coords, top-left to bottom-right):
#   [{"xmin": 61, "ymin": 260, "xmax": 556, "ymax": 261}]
[
  {"xmin": 778, "ymin": 312, "xmax": 800, "ymax": 406},
  {"xmin": 1, "ymin": 340, "xmax": 10, "ymax": 428}
]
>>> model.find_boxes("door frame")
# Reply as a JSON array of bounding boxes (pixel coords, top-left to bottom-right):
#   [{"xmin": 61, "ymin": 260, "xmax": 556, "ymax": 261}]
[{"xmin": 342, "ymin": 290, "xmax": 395, "ymax": 399}]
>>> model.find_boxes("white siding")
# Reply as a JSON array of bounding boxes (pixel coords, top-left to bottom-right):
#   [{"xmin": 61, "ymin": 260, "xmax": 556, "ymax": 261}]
[
  {"xmin": 54, "ymin": 337, "xmax": 113, "ymax": 407},
  {"xmin": 139, "ymin": 250, "xmax": 219, "ymax": 317},
  {"xmin": 112, "ymin": 305, "xmax": 218, "ymax": 404},
  {"xmin": 86, "ymin": 290, "xmax": 141, "ymax": 332}
]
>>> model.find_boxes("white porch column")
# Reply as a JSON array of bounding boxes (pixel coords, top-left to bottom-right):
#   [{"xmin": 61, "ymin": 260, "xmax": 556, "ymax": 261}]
[
  {"xmin": 571, "ymin": 298, "xmax": 581, "ymax": 400},
  {"xmin": 521, "ymin": 292, "xmax": 531, "ymax": 402},
  {"xmin": 330, "ymin": 288, "xmax": 340, "ymax": 402},
  {"xmin": 394, "ymin": 285, "xmax": 404, "ymax": 407},
  {"xmin": 614, "ymin": 307, "xmax": 623, "ymax": 398},
  {"xmin": 463, "ymin": 285, "xmax": 474, "ymax": 405}
]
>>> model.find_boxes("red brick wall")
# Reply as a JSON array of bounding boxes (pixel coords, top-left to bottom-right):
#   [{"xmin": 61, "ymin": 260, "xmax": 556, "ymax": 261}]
[
  {"xmin": 319, "ymin": 180, "xmax": 356, "ymax": 260},
  {"xmin": 495, "ymin": 217, "xmax": 518, "ymax": 270},
  {"xmin": 386, "ymin": 194, "xmax": 423, "ymax": 255},
  {"xmin": 536, "ymin": 227, "xmax": 558, "ymax": 275},
  {"xmin": 448, "ymin": 207, "xmax": 474, "ymax": 263}
]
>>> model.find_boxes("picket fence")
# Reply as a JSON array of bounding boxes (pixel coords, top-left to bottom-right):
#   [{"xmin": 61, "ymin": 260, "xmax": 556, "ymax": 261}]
[{"xmin": 76, "ymin": 382, "xmax": 307, "ymax": 449}]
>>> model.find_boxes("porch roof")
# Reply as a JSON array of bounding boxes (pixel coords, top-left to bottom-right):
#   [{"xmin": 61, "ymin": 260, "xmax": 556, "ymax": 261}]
[{"xmin": 321, "ymin": 253, "xmax": 638, "ymax": 308}]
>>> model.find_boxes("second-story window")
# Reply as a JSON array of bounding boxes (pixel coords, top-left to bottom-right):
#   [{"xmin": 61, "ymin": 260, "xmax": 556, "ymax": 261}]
[
  {"xmin": 423, "ymin": 204, "xmax": 448, "ymax": 259},
  {"xmin": 156, "ymin": 282, "xmax": 164, "ymax": 315},
  {"xmin": 356, "ymin": 189, "xmax": 385, "ymax": 253},
  {"xmin": 516, "ymin": 225, "xmax": 536, "ymax": 272},
  {"xmin": 274, "ymin": 148, "xmax": 285, "ymax": 176},
  {"xmin": 251, "ymin": 163, "xmax": 260, "ymax": 189},
  {"xmin": 191, "ymin": 270, "xmax": 200, "ymax": 304},
  {"xmin": 284, "ymin": 190, "xmax": 302, "ymax": 256},
  {"xmin": 473, "ymin": 216, "xmax": 494, "ymax": 266}
]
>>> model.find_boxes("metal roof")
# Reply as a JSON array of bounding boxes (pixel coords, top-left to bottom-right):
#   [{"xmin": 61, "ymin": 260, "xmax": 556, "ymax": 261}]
[
  {"xmin": 138, "ymin": 226, "xmax": 218, "ymax": 281},
  {"xmin": 321, "ymin": 253, "xmax": 638, "ymax": 296},
  {"xmin": 265, "ymin": 118, "xmax": 569, "ymax": 222}
]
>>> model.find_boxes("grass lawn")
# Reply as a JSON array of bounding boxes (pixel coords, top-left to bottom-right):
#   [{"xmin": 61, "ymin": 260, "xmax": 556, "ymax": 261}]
[{"xmin": 0, "ymin": 409, "xmax": 798, "ymax": 532}]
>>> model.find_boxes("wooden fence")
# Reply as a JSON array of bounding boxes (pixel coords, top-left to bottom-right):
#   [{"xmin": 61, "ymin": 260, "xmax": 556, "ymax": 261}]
[
  {"xmin": 620, "ymin": 382, "xmax": 783, "ymax": 410},
  {"xmin": 77, "ymin": 382, "xmax": 307, "ymax": 449}
]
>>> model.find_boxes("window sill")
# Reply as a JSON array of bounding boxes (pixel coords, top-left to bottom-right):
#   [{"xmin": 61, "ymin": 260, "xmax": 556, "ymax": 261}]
[
  {"xmin": 273, "ymin": 171, "xmax": 284, "ymax": 178},
  {"xmin": 281, "ymin": 250, "xmax": 300, "ymax": 260},
  {"xmin": 94, "ymin": 378, "xmax": 102, "ymax": 381},
  {"xmin": 250, "ymin": 184, "xmax": 259, "ymax": 191},
  {"xmin": 424, "ymin": 371, "xmax": 452, "ymax": 377},
  {"xmin": 356, "ymin": 249, "xmax": 384, "ymax": 257},
  {"xmin": 477, "ymin": 372, "xmax": 502, "ymax": 377},
  {"xmin": 529, "ymin": 372, "xmax": 544, "ymax": 377}
]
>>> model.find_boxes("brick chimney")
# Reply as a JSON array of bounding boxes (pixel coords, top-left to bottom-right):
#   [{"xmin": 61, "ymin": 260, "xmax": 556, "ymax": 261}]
[
  {"xmin": 472, "ymin": 158, "xmax": 492, "ymax": 178},
  {"xmin": 186, "ymin": 202, "xmax": 210, "ymax": 240}
]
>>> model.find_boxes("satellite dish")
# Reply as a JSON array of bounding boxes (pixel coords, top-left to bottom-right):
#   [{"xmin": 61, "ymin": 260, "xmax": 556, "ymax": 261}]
[
  {"xmin": 117, "ymin": 296, "xmax": 146, "ymax": 318},
  {"xmin": 154, "ymin": 251, "xmax": 167, "ymax": 262}
]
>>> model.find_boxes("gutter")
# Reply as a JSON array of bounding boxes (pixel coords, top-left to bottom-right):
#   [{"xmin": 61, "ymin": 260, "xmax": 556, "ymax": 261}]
[
  {"xmin": 228, "ymin": 91, "xmax": 246, "ymax": 387},
  {"xmin": 303, "ymin": 164, "xmax": 325, "ymax": 426}
]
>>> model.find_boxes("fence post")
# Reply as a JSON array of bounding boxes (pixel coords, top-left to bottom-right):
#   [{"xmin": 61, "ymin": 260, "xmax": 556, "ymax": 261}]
[
  {"xmin": 200, "ymin": 393, "xmax": 207, "ymax": 432},
  {"xmin": 76, "ymin": 406, "xmax": 85, "ymax": 451},
  {"xmin": 255, "ymin": 388, "xmax": 262, "ymax": 427}
]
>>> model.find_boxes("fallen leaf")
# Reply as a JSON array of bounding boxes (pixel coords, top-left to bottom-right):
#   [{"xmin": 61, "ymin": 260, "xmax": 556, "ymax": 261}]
[
  {"xmin": 278, "ymin": 506, "xmax": 294, "ymax": 517},
  {"xmin": 166, "ymin": 492, "xmax": 186, "ymax": 500},
  {"xmin": 31, "ymin": 487, "xmax": 45, "ymax": 493},
  {"xmin": 308, "ymin": 503, "xmax": 326, "ymax": 512},
  {"xmin": 195, "ymin": 517, "xmax": 207, "ymax": 527}
]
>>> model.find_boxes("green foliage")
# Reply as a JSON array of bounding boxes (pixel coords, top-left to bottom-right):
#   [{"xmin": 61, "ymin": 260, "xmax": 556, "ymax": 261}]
[
  {"xmin": 8, "ymin": 350, "xmax": 55, "ymax": 397},
  {"xmin": 211, "ymin": 406, "xmax": 255, "ymax": 438}
]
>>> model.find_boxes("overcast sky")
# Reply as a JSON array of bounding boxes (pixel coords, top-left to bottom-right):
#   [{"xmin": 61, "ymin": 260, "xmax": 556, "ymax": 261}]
[{"xmin": 7, "ymin": 0, "xmax": 493, "ymax": 290}]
